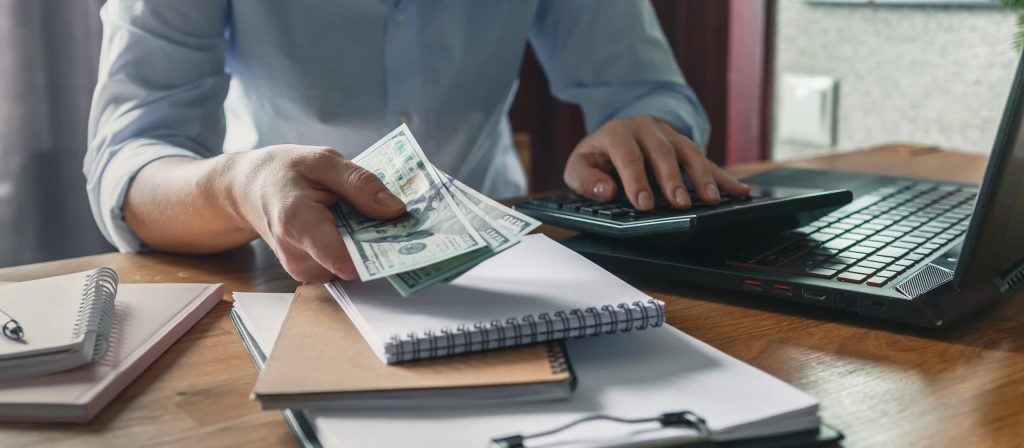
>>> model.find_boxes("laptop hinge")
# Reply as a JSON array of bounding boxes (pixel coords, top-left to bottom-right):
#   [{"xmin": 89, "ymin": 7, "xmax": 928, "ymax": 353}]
[{"xmin": 993, "ymin": 254, "xmax": 1024, "ymax": 293}]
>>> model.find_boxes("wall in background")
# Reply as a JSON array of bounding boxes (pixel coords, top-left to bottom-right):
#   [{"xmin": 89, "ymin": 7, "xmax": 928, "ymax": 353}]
[
  {"xmin": 772, "ymin": 0, "xmax": 1020, "ymax": 160},
  {"xmin": 0, "ymin": 0, "xmax": 110, "ymax": 268}
]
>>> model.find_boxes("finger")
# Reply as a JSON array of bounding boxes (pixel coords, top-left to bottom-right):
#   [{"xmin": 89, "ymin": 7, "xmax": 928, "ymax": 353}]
[
  {"xmin": 563, "ymin": 150, "xmax": 617, "ymax": 201},
  {"xmin": 302, "ymin": 148, "xmax": 406, "ymax": 220},
  {"xmin": 658, "ymin": 123, "xmax": 720, "ymax": 205},
  {"xmin": 636, "ymin": 122, "xmax": 689, "ymax": 208},
  {"xmin": 604, "ymin": 131, "xmax": 654, "ymax": 210},
  {"xmin": 275, "ymin": 243, "xmax": 336, "ymax": 283},
  {"xmin": 710, "ymin": 163, "xmax": 751, "ymax": 198},
  {"xmin": 273, "ymin": 198, "xmax": 359, "ymax": 281},
  {"xmin": 298, "ymin": 205, "xmax": 360, "ymax": 281}
]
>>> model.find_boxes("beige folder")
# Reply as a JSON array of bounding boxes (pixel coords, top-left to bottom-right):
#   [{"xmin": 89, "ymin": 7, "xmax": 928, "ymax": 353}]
[{"xmin": 251, "ymin": 284, "xmax": 574, "ymax": 410}]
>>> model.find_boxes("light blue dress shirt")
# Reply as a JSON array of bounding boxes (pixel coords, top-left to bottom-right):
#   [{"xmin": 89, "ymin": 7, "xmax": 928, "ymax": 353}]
[{"xmin": 85, "ymin": 0, "xmax": 710, "ymax": 252}]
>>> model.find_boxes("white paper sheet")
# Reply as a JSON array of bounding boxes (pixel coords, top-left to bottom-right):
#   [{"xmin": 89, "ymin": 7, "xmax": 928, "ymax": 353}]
[
  {"xmin": 0, "ymin": 271, "xmax": 95, "ymax": 358},
  {"xmin": 232, "ymin": 292, "xmax": 292, "ymax": 353}
]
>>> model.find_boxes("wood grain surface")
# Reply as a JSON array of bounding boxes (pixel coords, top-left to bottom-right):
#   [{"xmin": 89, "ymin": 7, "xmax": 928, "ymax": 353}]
[{"xmin": 0, "ymin": 145, "xmax": 1015, "ymax": 448}]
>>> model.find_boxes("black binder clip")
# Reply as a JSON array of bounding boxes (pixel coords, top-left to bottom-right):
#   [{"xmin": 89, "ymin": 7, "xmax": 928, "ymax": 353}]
[{"xmin": 489, "ymin": 410, "xmax": 710, "ymax": 448}]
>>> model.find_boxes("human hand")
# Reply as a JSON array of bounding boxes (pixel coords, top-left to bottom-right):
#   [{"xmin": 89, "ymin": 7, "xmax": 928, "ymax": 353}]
[
  {"xmin": 563, "ymin": 116, "xmax": 750, "ymax": 210},
  {"xmin": 224, "ymin": 145, "xmax": 406, "ymax": 282}
]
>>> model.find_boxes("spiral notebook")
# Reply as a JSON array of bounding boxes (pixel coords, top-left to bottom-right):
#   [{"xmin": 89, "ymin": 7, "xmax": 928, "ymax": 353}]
[
  {"xmin": 0, "ymin": 268, "xmax": 118, "ymax": 380},
  {"xmin": 250, "ymin": 284, "xmax": 575, "ymax": 410},
  {"xmin": 327, "ymin": 234, "xmax": 665, "ymax": 364},
  {"xmin": 0, "ymin": 280, "xmax": 222, "ymax": 422}
]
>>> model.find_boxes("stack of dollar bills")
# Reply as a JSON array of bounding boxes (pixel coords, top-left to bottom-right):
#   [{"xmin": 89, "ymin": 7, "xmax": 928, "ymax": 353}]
[{"xmin": 331, "ymin": 125, "xmax": 541, "ymax": 296}]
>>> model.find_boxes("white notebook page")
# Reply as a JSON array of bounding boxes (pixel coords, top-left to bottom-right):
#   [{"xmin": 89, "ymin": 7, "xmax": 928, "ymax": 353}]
[
  {"xmin": 232, "ymin": 292, "xmax": 293, "ymax": 353},
  {"xmin": 0, "ymin": 272, "xmax": 92, "ymax": 358},
  {"xmin": 331, "ymin": 234, "xmax": 656, "ymax": 353}
]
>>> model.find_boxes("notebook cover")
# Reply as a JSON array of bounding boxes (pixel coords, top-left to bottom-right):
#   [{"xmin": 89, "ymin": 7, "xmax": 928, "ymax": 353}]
[
  {"xmin": 0, "ymin": 283, "xmax": 223, "ymax": 422},
  {"xmin": 0, "ymin": 270, "xmax": 100, "ymax": 362},
  {"xmin": 328, "ymin": 234, "xmax": 663, "ymax": 364},
  {"xmin": 253, "ymin": 284, "xmax": 572, "ymax": 407}
]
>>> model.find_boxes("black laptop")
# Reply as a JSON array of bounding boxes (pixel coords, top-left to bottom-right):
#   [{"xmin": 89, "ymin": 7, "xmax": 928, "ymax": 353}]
[{"xmin": 524, "ymin": 53, "xmax": 1024, "ymax": 327}]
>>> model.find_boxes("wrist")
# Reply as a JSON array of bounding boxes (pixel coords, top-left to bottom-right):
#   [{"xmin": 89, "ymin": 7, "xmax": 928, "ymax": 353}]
[{"xmin": 199, "ymin": 153, "xmax": 255, "ymax": 236}]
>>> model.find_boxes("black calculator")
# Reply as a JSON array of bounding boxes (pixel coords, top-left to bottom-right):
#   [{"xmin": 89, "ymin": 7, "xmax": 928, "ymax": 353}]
[{"xmin": 515, "ymin": 184, "xmax": 852, "ymax": 238}]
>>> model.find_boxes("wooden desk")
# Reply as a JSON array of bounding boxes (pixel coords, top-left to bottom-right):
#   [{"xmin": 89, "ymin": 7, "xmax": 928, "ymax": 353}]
[{"xmin": 1, "ymin": 145, "xmax": 1016, "ymax": 447}]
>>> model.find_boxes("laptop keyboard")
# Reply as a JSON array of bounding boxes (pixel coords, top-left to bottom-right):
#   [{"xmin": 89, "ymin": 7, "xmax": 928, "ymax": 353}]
[{"xmin": 726, "ymin": 181, "xmax": 976, "ymax": 287}]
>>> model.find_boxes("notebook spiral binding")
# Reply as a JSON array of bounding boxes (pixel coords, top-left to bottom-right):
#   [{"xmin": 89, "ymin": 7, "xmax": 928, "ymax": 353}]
[
  {"xmin": 72, "ymin": 267, "xmax": 119, "ymax": 362},
  {"xmin": 545, "ymin": 342, "xmax": 570, "ymax": 375},
  {"xmin": 386, "ymin": 299, "xmax": 665, "ymax": 363}
]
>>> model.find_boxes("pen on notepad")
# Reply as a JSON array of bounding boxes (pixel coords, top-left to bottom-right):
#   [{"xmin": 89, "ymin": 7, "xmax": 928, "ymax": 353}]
[{"xmin": 0, "ymin": 307, "xmax": 24, "ymax": 341}]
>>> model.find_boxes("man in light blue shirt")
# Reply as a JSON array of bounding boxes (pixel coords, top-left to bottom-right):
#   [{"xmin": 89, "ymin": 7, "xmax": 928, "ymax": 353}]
[{"xmin": 85, "ymin": 0, "xmax": 749, "ymax": 282}]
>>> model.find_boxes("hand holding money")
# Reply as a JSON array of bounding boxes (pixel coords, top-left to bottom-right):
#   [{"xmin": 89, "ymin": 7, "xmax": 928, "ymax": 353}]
[
  {"xmin": 334, "ymin": 125, "xmax": 540, "ymax": 295},
  {"xmin": 216, "ymin": 144, "xmax": 407, "ymax": 283}
]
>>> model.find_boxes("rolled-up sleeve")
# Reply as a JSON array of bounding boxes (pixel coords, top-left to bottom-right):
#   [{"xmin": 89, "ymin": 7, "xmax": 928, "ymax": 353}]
[
  {"xmin": 528, "ymin": 0, "xmax": 710, "ymax": 148},
  {"xmin": 85, "ymin": 0, "xmax": 230, "ymax": 252}
]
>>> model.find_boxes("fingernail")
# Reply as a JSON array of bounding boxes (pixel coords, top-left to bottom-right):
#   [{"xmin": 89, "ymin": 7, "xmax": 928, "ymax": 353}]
[
  {"xmin": 593, "ymin": 181, "xmax": 608, "ymax": 198},
  {"xmin": 674, "ymin": 187, "xmax": 689, "ymax": 207},
  {"xmin": 340, "ymin": 268, "xmax": 357, "ymax": 281},
  {"xmin": 706, "ymin": 184, "xmax": 720, "ymax": 201},
  {"xmin": 637, "ymin": 190, "xmax": 653, "ymax": 210},
  {"xmin": 375, "ymin": 190, "xmax": 405, "ymax": 211}
]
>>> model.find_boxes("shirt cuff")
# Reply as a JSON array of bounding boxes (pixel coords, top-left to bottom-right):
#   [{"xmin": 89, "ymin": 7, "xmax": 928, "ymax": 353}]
[
  {"xmin": 93, "ymin": 140, "xmax": 203, "ymax": 252},
  {"xmin": 606, "ymin": 90, "xmax": 711, "ymax": 150}
]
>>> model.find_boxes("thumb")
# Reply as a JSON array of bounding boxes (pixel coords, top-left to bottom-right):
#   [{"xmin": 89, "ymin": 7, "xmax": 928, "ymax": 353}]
[
  {"xmin": 563, "ymin": 154, "xmax": 617, "ymax": 202},
  {"xmin": 310, "ymin": 154, "xmax": 406, "ymax": 220}
]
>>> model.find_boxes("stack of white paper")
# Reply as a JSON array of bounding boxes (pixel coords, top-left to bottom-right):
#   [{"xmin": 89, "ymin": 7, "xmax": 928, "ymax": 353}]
[{"xmin": 234, "ymin": 293, "xmax": 820, "ymax": 448}]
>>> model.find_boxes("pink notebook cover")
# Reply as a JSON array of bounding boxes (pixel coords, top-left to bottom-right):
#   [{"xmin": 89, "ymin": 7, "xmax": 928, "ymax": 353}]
[{"xmin": 0, "ymin": 282, "xmax": 223, "ymax": 422}]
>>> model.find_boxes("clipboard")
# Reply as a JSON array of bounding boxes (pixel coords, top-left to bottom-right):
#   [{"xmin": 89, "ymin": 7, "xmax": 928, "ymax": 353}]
[
  {"xmin": 230, "ymin": 309, "xmax": 843, "ymax": 448},
  {"xmin": 488, "ymin": 414, "xmax": 842, "ymax": 448}
]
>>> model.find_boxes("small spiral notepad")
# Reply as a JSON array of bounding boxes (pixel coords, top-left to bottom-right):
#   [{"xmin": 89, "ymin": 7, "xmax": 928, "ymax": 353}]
[
  {"xmin": 328, "ymin": 234, "xmax": 665, "ymax": 364},
  {"xmin": 0, "ymin": 268, "xmax": 118, "ymax": 380},
  {"xmin": 75, "ymin": 268, "xmax": 118, "ymax": 362},
  {"xmin": 0, "ymin": 281, "xmax": 223, "ymax": 422}
]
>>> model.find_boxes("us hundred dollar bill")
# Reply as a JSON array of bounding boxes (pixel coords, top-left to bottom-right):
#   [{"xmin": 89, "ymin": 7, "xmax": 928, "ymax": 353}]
[
  {"xmin": 434, "ymin": 171, "xmax": 541, "ymax": 284},
  {"xmin": 443, "ymin": 174, "xmax": 541, "ymax": 237},
  {"xmin": 387, "ymin": 170, "xmax": 521, "ymax": 296},
  {"xmin": 333, "ymin": 125, "xmax": 487, "ymax": 281}
]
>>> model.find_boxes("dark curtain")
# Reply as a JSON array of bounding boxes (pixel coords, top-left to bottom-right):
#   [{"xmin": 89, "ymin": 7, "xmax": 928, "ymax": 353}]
[
  {"xmin": 0, "ymin": 0, "xmax": 111, "ymax": 267},
  {"xmin": 510, "ymin": 0, "xmax": 734, "ymax": 193}
]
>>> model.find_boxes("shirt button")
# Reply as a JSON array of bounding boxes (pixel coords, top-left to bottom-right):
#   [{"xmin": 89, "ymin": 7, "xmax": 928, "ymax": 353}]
[
  {"xmin": 394, "ymin": 13, "xmax": 406, "ymax": 23},
  {"xmin": 399, "ymin": 115, "xmax": 411, "ymax": 125}
]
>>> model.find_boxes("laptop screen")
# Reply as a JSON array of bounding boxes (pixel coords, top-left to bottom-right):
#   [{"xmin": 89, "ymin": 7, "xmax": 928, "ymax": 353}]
[{"xmin": 956, "ymin": 50, "xmax": 1024, "ymax": 292}]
